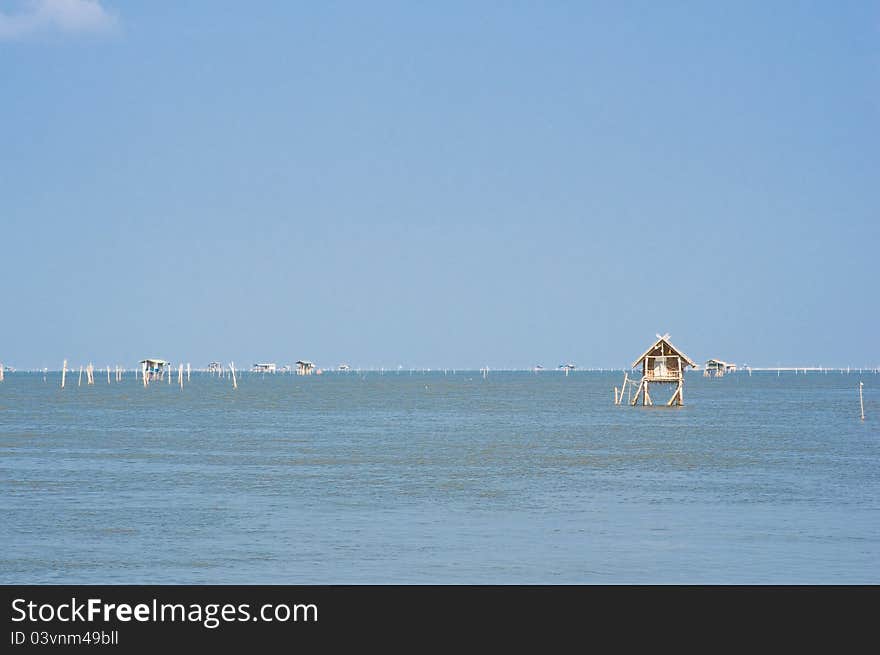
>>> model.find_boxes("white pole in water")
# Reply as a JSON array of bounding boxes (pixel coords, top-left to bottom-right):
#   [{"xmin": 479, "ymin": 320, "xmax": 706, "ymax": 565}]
[
  {"xmin": 107, "ymin": 366, "xmax": 111, "ymax": 384},
  {"xmin": 860, "ymin": 382, "xmax": 865, "ymax": 421},
  {"xmin": 187, "ymin": 363, "xmax": 191, "ymax": 381},
  {"xmin": 167, "ymin": 364, "xmax": 171, "ymax": 384},
  {"xmin": 61, "ymin": 360, "xmax": 67, "ymax": 388},
  {"xmin": 230, "ymin": 362, "xmax": 237, "ymax": 389},
  {"xmin": 78, "ymin": 366, "xmax": 83, "ymax": 386},
  {"xmin": 142, "ymin": 362, "xmax": 148, "ymax": 387},
  {"xmin": 178, "ymin": 364, "xmax": 184, "ymax": 388},
  {"xmin": 0, "ymin": 362, "xmax": 4, "ymax": 383}
]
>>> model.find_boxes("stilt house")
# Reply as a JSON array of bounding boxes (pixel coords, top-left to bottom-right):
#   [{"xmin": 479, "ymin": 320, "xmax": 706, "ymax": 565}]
[
  {"xmin": 139, "ymin": 358, "xmax": 170, "ymax": 381},
  {"xmin": 704, "ymin": 359, "xmax": 735, "ymax": 377},
  {"xmin": 630, "ymin": 334, "xmax": 695, "ymax": 406}
]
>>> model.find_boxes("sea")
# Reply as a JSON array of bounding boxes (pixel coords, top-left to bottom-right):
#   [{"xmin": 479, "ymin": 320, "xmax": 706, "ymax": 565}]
[{"xmin": 1, "ymin": 369, "xmax": 877, "ymax": 583}]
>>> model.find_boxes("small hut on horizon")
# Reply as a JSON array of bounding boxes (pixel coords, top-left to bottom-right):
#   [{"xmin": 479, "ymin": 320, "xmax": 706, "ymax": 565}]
[
  {"xmin": 704, "ymin": 358, "xmax": 736, "ymax": 377},
  {"xmin": 252, "ymin": 363, "xmax": 277, "ymax": 374},
  {"xmin": 296, "ymin": 360, "xmax": 316, "ymax": 376},
  {"xmin": 140, "ymin": 358, "xmax": 170, "ymax": 381},
  {"xmin": 629, "ymin": 334, "xmax": 695, "ymax": 406},
  {"xmin": 207, "ymin": 361, "xmax": 223, "ymax": 374}
]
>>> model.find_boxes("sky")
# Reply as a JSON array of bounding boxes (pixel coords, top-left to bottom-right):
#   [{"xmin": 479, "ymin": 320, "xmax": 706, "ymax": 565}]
[{"xmin": 1, "ymin": 1, "xmax": 878, "ymax": 370}]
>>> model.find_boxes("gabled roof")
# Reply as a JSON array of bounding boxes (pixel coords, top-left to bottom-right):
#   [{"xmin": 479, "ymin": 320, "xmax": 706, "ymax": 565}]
[
  {"xmin": 139, "ymin": 358, "xmax": 169, "ymax": 365},
  {"xmin": 631, "ymin": 334, "xmax": 696, "ymax": 369}
]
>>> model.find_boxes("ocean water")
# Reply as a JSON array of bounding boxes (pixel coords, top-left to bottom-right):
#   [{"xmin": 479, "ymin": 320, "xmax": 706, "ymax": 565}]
[{"xmin": 1, "ymin": 370, "xmax": 877, "ymax": 584}]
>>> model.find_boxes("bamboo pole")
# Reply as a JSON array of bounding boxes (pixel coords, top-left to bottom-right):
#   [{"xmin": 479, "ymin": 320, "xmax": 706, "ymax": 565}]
[
  {"xmin": 187, "ymin": 363, "xmax": 191, "ymax": 381},
  {"xmin": 107, "ymin": 366, "xmax": 111, "ymax": 384},
  {"xmin": 142, "ymin": 362, "xmax": 148, "ymax": 387},
  {"xmin": 78, "ymin": 366, "xmax": 83, "ymax": 386},
  {"xmin": 230, "ymin": 362, "xmax": 237, "ymax": 389},
  {"xmin": 178, "ymin": 364, "xmax": 184, "ymax": 388},
  {"xmin": 614, "ymin": 387, "xmax": 619, "ymax": 404},
  {"xmin": 860, "ymin": 382, "xmax": 865, "ymax": 421},
  {"xmin": 0, "ymin": 362, "xmax": 4, "ymax": 383},
  {"xmin": 62, "ymin": 360, "xmax": 67, "ymax": 388},
  {"xmin": 631, "ymin": 379, "xmax": 643, "ymax": 406}
]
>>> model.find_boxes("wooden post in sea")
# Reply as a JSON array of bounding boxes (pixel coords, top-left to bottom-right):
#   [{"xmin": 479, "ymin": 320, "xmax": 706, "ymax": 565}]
[
  {"xmin": 178, "ymin": 364, "xmax": 184, "ymax": 388},
  {"xmin": 230, "ymin": 362, "xmax": 237, "ymax": 389},
  {"xmin": 860, "ymin": 382, "xmax": 865, "ymax": 421},
  {"xmin": 187, "ymin": 363, "xmax": 191, "ymax": 381},
  {"xmin": 615, "ymin": 372, "xmax": 629, "ymax": 405},
  {"xmin": 61, "ymin": 360, "xmax": 67, "ymax": 388},
  {"xmin": 107, "ymin": 366, "xmax": 111, "ymax": 384},
  {"xmin": 0, "ymin": 362, "xmax": 4, "ymax": 383},
  {"xmin": 142, "ymin": 361, "xmax": 148, "ymax": 387},
  {"xmin": 78, "ymin": 366, "xmax": 83, "ymax": 386}
]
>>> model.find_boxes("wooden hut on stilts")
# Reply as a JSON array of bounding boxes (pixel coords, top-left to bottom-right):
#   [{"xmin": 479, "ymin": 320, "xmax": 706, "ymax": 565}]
[
  {"xmin": 704, "ymin": 358, "xmax": 735, "ymax": 377},
  {"xmin": 139, "ymin": 358, "xmax": 170, "ymax": 382},
  {"xmin": 628, "ymin": 334, "xmax": 695, "ymax": 406}
]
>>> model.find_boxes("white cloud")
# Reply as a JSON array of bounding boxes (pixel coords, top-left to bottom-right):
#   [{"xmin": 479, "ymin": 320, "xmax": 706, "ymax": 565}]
[{"xmin": 0, "ymin": 0, "xmax": 117, "ymax": 40}]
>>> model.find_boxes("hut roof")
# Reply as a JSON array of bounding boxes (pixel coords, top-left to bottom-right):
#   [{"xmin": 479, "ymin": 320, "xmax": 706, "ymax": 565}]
[
  {"xmin": 296, "ymin": 360, "xmax": 314, "ymax": 366},
  {"xmin": 706, "ymin": 358, "xmax": 728, "ymax": 366},
  {"xmin": 631, "ymin": 334, "xmax": 696, "ymax": 369},
  {"xmin": 139, "ymin": 358, "xmax": 169, "ymax": 365}
]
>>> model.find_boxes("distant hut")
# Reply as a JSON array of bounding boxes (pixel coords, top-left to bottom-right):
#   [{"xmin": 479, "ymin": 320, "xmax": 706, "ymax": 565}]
[
  {"xmin": 338, "ymin": 363, "xmax": 351, "ymax": 371},
  {"xmin": 704, "ymin": 359, "xmax": 736, "ymax": 377},
  {"xmin": 296, "ymin": 360, "xmax": 316, "ymax": 376},
  {"xmin": 252, "ymin": 363, "xmax": 277, "ymax": 374},
  {"xmin": 207, "ymin": 362, "xmax": 223, "ymax": 374},
  {"xmin": 140, "ymin": 358, "xmax": 170, "ymax": 381},
  {"xmin": 629, "ymin": 334, "xmax": 695, "ymax": 406}
]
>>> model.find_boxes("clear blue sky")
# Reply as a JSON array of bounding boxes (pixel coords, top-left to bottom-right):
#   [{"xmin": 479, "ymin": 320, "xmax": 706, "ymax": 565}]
[{"xmin": 1, "ymin": 1, "xmax": 877, "ymax": 370}]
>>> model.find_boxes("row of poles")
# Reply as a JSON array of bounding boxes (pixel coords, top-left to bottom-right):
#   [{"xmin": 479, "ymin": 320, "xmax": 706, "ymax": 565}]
[
  {"xmin": 56, "ymin": 360, "xmax": 239, "ymax": 390},
  {"xmin": 0, "ymin": 360, "xmax": 870, "ymax": 417}
]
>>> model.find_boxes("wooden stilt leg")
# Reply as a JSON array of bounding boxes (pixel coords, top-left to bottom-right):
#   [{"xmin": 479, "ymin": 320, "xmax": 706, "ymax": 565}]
[{"xmin": 631, "ymin": 379, "xmax": 643, "ymax": 406}]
